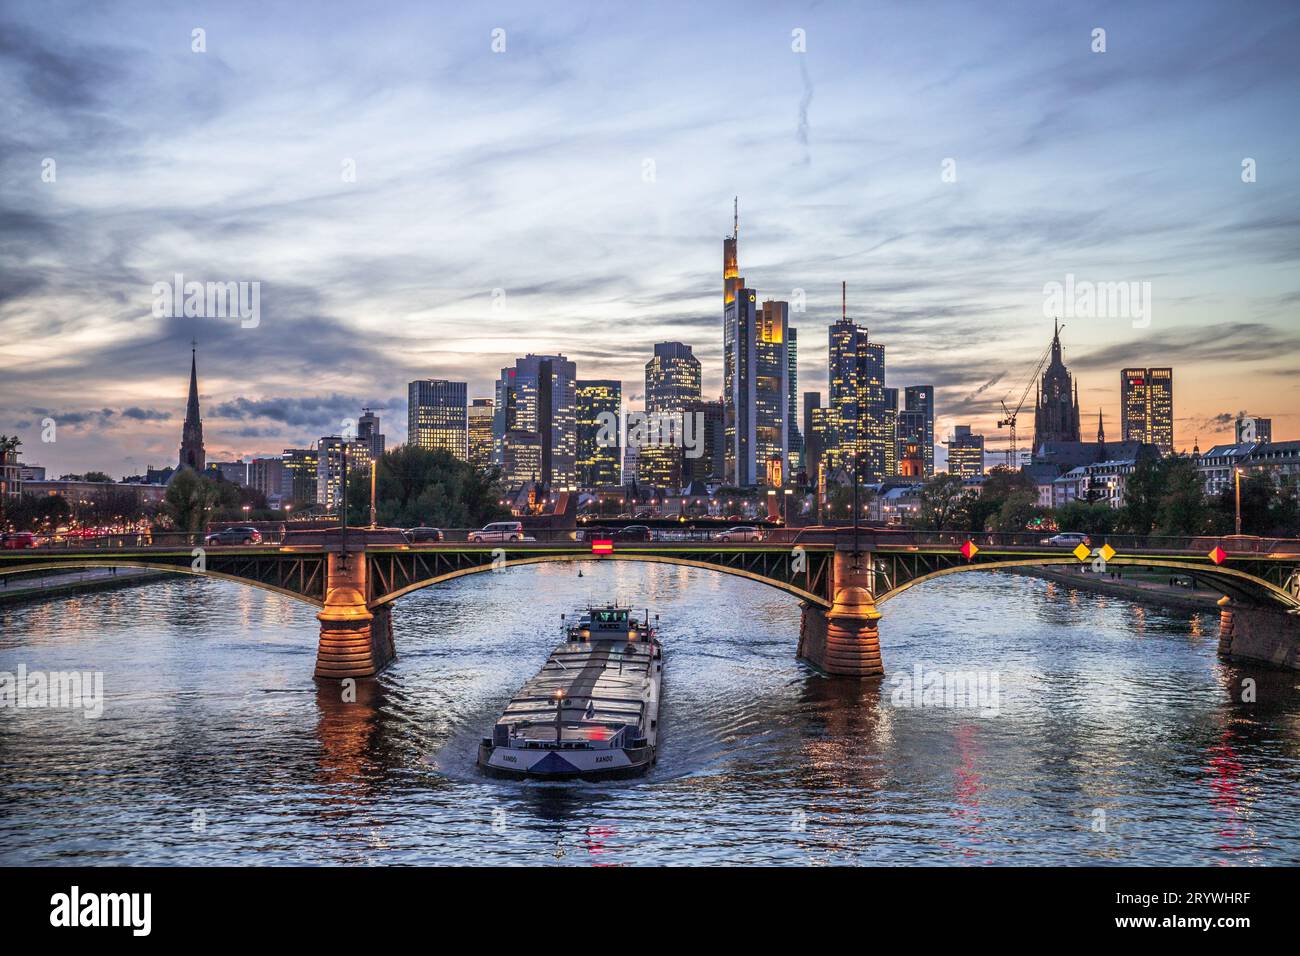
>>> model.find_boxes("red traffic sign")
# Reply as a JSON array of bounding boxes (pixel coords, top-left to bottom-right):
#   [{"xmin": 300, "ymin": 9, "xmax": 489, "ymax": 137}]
[
  {"xmin": 591, "ymin": 539, "xmax": 614, "ymax": 554},
  {"xmin": 960, "ymin": 540, "xmax": 979, "ymax": 561},
  {"xmin": 1208, "ymin": 545, "xmax": 1227, "ymax": 565}
]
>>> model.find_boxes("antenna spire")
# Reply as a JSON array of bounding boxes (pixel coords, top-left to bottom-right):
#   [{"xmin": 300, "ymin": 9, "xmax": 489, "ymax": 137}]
[
  {"xmin": 842, "ymin": 281, "xmax": 846, "ymax": 320},
  {"xmin": 733, "ymin": 196, "xmax": 738, "ymax": 239}
]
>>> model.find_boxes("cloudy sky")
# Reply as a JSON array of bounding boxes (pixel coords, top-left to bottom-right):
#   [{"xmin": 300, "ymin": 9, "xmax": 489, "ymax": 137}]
[{"xmin": 2, "ymin": 0, "xmax": 1298, "ymax": 477}]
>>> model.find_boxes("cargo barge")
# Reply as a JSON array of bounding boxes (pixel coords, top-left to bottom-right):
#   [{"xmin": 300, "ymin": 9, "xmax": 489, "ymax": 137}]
[{"xmin": 478, "ymin": 606, "xmax": 663, "ymax": 780}]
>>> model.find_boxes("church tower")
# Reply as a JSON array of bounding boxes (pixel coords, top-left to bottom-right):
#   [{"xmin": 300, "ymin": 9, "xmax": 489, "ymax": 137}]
[
  {"xmin": 1032, "ymin": 320, "xmax": 1081, "ymax": 448},
  {"xmin": 178, "ymin": 344, "xmax": 206, "ymax": 472}
]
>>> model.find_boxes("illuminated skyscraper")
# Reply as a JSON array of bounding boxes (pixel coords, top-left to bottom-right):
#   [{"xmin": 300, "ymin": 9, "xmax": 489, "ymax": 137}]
[
  {"xmin": 946, "ymin": 425, "xmax": 985, "ymax": 477},
  {"xmin": 903, "ymin": 385, "xmax": 935, "ymax": 477},
  {"xmin": 316, "ymin": 435, "xmax": 372, "ymax": 511},
  {"xmin": 467, "ymin": 398, "xmax": 495, "ymax": 470},
  {"xmin": 1121, "ymin": 367, "xmax": 1173, "ymax": 454},
  {"xmin": 281, "ymin": 448, "xmax": 318, "ymax": 506},
  {"xmin": 722, "ymin": 201, "xmax": 790, "ymax": 487},
  {"xmin": 358, "ymin": 407, "xmax": 385, "ymax": 460},
  {"xmin": 408, "ymin": 379, "xmax": 468, "ymax": 458},
  {"xmin": 494, "ymin": 354, "xmax": 577, "ymax": 490},
  {"xmin": 576, "ymin": 380, "xmax": 622, "ymax": 487},
  {"xmin": 787, "ymin": 328, "xmax": 802, "ymax": 474},
  {"xmin": 828, "ymin": 308, "xmax": 887, "ymax": 482},
  {"xmin": 642, "ymin": 342, "xmax": 701, "ymax": 490}
]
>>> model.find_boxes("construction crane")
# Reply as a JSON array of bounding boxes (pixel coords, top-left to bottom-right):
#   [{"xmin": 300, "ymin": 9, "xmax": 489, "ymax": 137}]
[{"xmin": 997, "ymin": 325, "xmax": 1060, "ymax": 468}]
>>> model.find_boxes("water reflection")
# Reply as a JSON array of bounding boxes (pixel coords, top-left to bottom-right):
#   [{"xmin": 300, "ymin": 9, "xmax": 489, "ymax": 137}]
[{"xmin": 1, "ymin": 564, "xmax": 1298, "ymax": 865}]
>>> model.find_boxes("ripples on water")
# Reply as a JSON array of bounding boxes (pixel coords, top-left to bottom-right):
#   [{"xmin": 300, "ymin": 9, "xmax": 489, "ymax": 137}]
[{"xmin": 1, "ymin": 563, "xmax": 1297, "ymax": 865}]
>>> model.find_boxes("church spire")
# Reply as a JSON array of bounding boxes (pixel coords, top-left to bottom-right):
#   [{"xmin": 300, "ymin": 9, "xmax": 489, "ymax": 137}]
[
  {"xmin": 179, "ymin": 342, "xmax": 206, "ymax": 472},
  {"xmin": 1097, "ymin": 406, "xmax": 1105, "ymax": 443}
]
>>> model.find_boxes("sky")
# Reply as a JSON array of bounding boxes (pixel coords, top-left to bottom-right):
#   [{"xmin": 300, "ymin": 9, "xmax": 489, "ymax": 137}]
[{"xmin": 2, "ymin": 0, "xmax": 1298, "ymax": 478}]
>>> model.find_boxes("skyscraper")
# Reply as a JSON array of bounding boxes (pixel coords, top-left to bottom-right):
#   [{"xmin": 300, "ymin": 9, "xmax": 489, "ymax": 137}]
[
  {"xmin": 408, "ymin": 379, "xmax": 468, "ymax": 458},
  {"xmin": 946, "ymin": 425, "xmax": 985, "ymax": 477},
  {"xmin": 358, "ymin": 408, "xmax": 385, "ymax": 460},
  {"xmin": 1033, "ymin": 321, "xmax": 1081, "ymax": 449},
  {"xmin": 467, "ymin": 398, "xmax": 495, "ymax": 470},
  {"xmin": 787, "ymin": 328, "xmax": 802, "ymax": 474},
  {"xmin": 642, "ymin": 342, "xmax": 701, "ymax": 489},
  {"xmin": 494, "ymin": 355, "xmax": 577, "ymax": 490},
  {"xmin": 316, "ymin": 435, "xmax": 371, "ymax": 511},
  {"xmin": 903, "ymin": 385, "xmax": 935, "ymax": 477},
  {"xmin": 576, "ymin": 380, "xmax": 622, "ymax": 487},
  {"xmin": 281, "ymin": 448, "xmax": 319, "ymax": 506},
  {"xmin": 722, "ymin": 201, "xmax": 790, "ymax": 487},
  {"xmin": 828, "ymin": 300, "xmax": 887, "ymax": 482},
  {"xmin": 1120, "ymin": 367, "xmax": 1174, "ymax": 454},
  {"xmin": 1236, "ymin": 414, "xmax": 1272, "ymax": 445},
  {"xmin": 802, "ymin": 391, "xmax": 823, "ymax": 480},
  {"xmin": 178, "ymin": 345, "xmax": 206, "ymax": 473},
  {"xmin": 684, "ymin": 397, "xmax": 725, "ymax": 486}
]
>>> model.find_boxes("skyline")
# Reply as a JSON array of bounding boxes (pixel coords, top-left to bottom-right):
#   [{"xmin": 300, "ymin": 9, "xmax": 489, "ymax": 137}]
[{"xmin": 3, "ymin": 0, "xmax": 1299, "ymax": 477}]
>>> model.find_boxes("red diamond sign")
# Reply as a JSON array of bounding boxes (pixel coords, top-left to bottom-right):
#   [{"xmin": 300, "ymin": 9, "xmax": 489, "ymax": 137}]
[
  {"xmin": 1208, "ymin": 545, "xmax": 1226, "ymax": 565},
  {"xmin": 960, "ymin": 540, "xmax": 979, "ymax": 561}
]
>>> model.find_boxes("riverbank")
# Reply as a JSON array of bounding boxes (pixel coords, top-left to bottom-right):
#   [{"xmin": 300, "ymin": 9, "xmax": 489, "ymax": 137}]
[
  {"xmin": 1015, "ymin": 565, "xmax": 1225, "ymax": 610},
  {"xmin": 0, "ymin": 567, "xmax": 168, "ymax": 605}
]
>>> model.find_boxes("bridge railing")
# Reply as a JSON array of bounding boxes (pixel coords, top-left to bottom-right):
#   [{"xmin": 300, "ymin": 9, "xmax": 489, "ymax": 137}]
[{"xmin": 770, "ymin": 528, "xmax": 1300, "ymax": 555}]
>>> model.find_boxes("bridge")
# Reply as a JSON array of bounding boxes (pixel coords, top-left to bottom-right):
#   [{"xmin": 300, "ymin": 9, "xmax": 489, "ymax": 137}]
[{"xmin": 3, "ymin": 528, "xmax": 1298, "ymax": 679}]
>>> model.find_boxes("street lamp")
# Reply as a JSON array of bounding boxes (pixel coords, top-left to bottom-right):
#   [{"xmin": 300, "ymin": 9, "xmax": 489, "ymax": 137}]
[
  {"xmin": 1234, "ymin": 467, "xmax": 1243, "ymax": 535},
  {"xmin": 783, "ymin": 487, "xmax": 792, "ymax": 525}
]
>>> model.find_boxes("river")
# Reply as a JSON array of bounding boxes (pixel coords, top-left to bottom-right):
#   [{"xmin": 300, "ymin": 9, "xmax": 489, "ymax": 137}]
[{"xmin": 1, "ymin": 562, "xmax": 1297, "ymax": 865}]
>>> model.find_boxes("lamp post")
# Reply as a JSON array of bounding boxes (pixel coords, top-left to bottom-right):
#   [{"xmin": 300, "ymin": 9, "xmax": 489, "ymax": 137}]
[
  {"xmin": 369, "ymin": 458, "xmax": 377, "ymax": 529},
  {"xmin": 1234, "ymin": 467, "xmax": 1243, "ymax": 535},
  {"xmin": 783, "ymin": 487, "xmax": 792, "ymax": 525}
]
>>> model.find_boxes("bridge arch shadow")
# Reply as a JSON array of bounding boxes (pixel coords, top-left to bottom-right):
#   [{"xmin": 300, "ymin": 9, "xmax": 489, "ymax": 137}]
[{"xmin": 369, "ymin": 553, "xmax": 832, "ymax": 609}]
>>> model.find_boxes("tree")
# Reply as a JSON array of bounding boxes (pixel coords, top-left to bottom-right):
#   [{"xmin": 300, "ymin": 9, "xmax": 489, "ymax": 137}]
[
  {"xmin": 1154, "ymin": 456, "xmax": 1213, "ymax": 536},
  {"xmin": 825, "ymin": 482, "xmax": 875, "ymax": 523},
  {"xmin": 1055, "ymin": 500, "xmax": 1117, "ymax": 538},
  {"xmin": 82, "ymin": 471, "xmax": 112, "ymax": 483},
  {"xmin": 1116, "ymin": 455, "xmax": 1163, "ymax": 535},
  {"xmin": 163, "ymin": 470, "xmax": 222, "ymax": 538},
  {"xmin": 915, "ymin": 473, "xmax": 971, "ymax": 531},
  {"xmin": 361, "ymin": 445, "xmax": 510, "ymax": 529},
  {"xmin": 991, "ymin": 490, "xmax": 1043, "ymax": 533}
]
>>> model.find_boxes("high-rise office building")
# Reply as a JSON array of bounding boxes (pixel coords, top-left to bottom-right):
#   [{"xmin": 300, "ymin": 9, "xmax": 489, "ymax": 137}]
[
  {"xmin": 1033, "ymin": 322, "xmax": 1081, "ymax": 448},
  {"xmin": 316, "ymin": 436, "xmax": 371, "ymax": 511},
  {"xmin": 1120, "ymin": 367, "xmax": 1174, "ymax": 454},
  {"xmin": 358, "ymin": 408, "xmax": 385, "ymax": 460},
  {"xmin": 787, "ymin": 328, "xmax": 803, "ymax": 474},
  {"xmin": 722, "ymin": 202, "xmax": 790, "ymax": 487},
  {"xmin": 946, "ymin": 425, "xmax": 985, "ymax": 477},
  {"xmin": 828, "ymin": 306, "xmax": 887, "ymax": 482},
  {"xmin": 281, "ymin": 448, "xmax": 319, "ymax": 506},
  {"xmin": 501, "ymin": 429, "xmax": 542, "ymax": 489},
  {"xmin": 903, "ymin": 385, "xmax": 935, "ymax": 477},
  {"xmin": 576, "ymin": 380, "xmax": 622, "ymax": 487},
  {"xmin": 467, "ymin": 399, "xmax": 495, "ymax": 470},
  {"xmin": 1235, "ymin": 414, "xmax": 1272, "ymax": 445},
  {"xmin": 883, "ymin": 387, "xmax": 899, "ymax": 477},
  {"xmin": 684, "ymin": 398, "xmax": 725, "ymax": 486},
  {"xmin": 802, "ymin": 391, "xmax": 823, "ymax": 481},
  {"xmin": 248, "ymin": 457, "xmax": 285, "ymax": 505},
  {"xmin": 642, "ymin": 343, "xmax": 701, "ymax": 490},
  {"xmin": 494, "ymin": 354, "xmax": 577, "ymax": 490},
  {"xmin": 408, "ymin": 379, "xmax": 468, "ymax": 458}
]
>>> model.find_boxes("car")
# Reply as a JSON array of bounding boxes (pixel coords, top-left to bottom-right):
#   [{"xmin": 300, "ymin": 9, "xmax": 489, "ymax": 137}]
[
  {"xmin": 1043, "ymin": 532, "xmax": 1090, "ymax": 548},
  {"xmin": 1, "ymin": 532, "xmax": 37, "ymax": 550},
  {"xmin": 716, "ymin": 526, "xmax": 763, "ymax": 543},
  {"xmin": 204, "ymin": 526, "xmax": 262, "ymax": 546},
  {"xmin": 611, "ymin": 525, "xmax": 652, "ymax": 542},
  {"xmin": 468, "ymin": 521, "xmax": 525, "ymax": 543},
  {"xmin": 404, "ymin": 527, "xmax": 444, "ymax": 543},
  {"xmin": 633, "ymin": 511, "xmax": 653, "ymax": 520}
]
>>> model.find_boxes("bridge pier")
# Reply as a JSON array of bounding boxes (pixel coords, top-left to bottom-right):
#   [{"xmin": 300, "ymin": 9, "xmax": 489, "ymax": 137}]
[
  {"xmin": 797, "ymin": 551, "xmax": 885, "ymax": 678},
  {"xmin": 315, "ymin": 552, "xmax": 395, "ymax": 680},
  {"xmin": 1217, "ymin": 598, "xmax": 1300, "ymax": 671}
]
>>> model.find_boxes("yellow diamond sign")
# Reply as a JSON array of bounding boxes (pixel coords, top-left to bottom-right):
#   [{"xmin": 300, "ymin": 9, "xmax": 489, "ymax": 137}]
[
  {"xmin": 1072, "ymin": 543, "xmax": 1091, "ymax": 562},
  {"xmin": 1099, "ymin": 543, "xmax": 1116, "ymax": 563}
]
